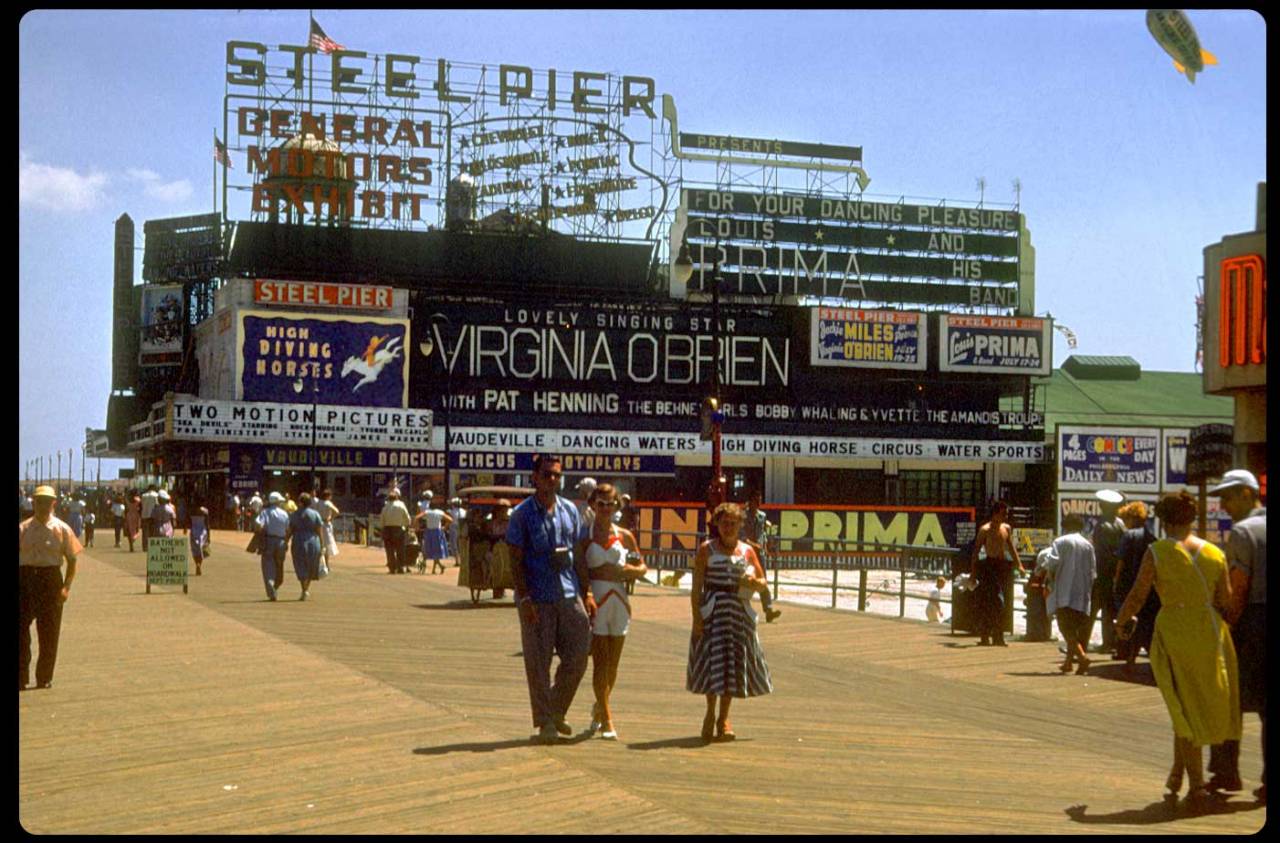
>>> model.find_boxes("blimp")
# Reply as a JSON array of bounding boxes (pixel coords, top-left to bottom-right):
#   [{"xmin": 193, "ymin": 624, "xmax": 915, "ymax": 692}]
[{"xmin": 1146, "ymin": 10, "xmax": 1219, "ymax": 83}]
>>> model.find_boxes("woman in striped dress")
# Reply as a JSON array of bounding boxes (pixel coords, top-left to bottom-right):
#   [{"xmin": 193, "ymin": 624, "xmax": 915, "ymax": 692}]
[{"xmin": 688, "ymin": 502, "xmax": 773, "ymax": 742}]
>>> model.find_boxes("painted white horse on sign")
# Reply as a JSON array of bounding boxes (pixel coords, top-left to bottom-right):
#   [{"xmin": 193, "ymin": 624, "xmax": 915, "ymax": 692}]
[{"xmin": 341, "ymin": 334, "xmax": 403, "ymax": 391}]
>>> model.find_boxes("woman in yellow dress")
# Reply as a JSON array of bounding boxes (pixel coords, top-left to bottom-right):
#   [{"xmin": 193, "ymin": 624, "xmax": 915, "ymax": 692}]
[{"xmin": 1116, "ymin": 491, "xmax": 1240, "ymax": 806}]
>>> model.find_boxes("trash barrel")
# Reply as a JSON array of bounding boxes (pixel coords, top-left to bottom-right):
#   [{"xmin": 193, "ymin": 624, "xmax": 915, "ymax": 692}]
[
  {"xmin": 1023, "ymin": 579, "xmax": 1052, "ymax": 641},
  {"xmin": 354, "ymin": 519, "xmax": 366, "ymax": 546},
  {"xmin": 950, "ymin": 579, "xmax": 977, "ymax": 633}
]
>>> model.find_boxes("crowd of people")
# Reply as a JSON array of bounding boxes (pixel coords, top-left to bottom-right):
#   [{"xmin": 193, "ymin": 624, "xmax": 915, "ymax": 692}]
[
  {"xmin": 1026, "ymin": 472, "xmax": 1267, "ymax": 807},
  {"xmin": 19, "ymin": 461, "xmax": 1265, "ymax": 806}
]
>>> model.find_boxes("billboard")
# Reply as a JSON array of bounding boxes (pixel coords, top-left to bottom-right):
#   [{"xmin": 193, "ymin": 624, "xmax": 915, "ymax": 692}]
[
  {"xmin": 632, "ymin": 503, "xmax": 974, "ymax": 555},
  {"xmin": 411, "ymin": 301, "xmax": 1044, "ymax": 443},
  {"xmin": 1057, "ymin": 426, "xmax": 1161, "ymax": 492},
  {"xmin": 679, "ymin": 188, "xmax": 1022, "ymax": 307},
  {"xmin": 938, "ymin": 315, "xmax": 1052, "ymax": 376},
  {"xmin": 1163, "ymin": 428, "xmax": 1189, "ymax": 487},
  {"xmin": 809, "ymin": 308, "xmax": 927, "ymax": 371},
  {"xmin": 167, "ymin": 397, "xmax": 431, "ymax": 449},
  {"xmin": 253, "ymin": 279, "xmax": 395, "ymax": 311},
  {"xmin": 237, "ymin": 311, "xmax": 410, "ymax": 408},
  {"xmin": 1186, "ymin": 423, "xmax": 1235, "ymax": 484},
  {"xmin": 224, "ymin": 43, "xmax": 663, "ymax": 238},
  {"xmin": 139, "ymin": 284, "xmax": 185, "ymax": 366},
  {"xmin": 230, "ymin": 445, "xmax": 675, "ymax": 477}
]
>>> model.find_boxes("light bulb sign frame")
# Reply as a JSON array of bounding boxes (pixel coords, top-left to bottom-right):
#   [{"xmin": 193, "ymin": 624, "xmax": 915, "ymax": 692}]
[{"xmin": 223, "ymin": 41, "xmax": 665, "ymax": 237}]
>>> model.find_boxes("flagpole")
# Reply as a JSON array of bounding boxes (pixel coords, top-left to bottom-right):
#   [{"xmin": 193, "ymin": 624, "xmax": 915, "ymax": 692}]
[
  {"xmin": 308, "ymin": 11, "xmax": 314, "ymax": 113},
  {"xmin": 213, "ymin": 130, "xmax": 218, "ymax": 214}
]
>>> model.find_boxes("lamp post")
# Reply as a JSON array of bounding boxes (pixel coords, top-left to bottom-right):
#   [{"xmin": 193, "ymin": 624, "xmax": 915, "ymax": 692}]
[
  {"xmin": 293, "ymin": 374, "xmax": 318, "ymax": 495},
  {"xmin": 672, "ymin": 222, "xmax": 728, "ymax": 510},
  {"xmin": 419, "ymin": 313, "xmax": 453, "ymax": 498}
]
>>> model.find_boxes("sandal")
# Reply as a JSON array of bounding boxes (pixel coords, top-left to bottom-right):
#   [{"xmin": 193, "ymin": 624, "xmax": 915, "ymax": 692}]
[
  {"xmin": 1165, "ymin": 770, "xmax": 1184, "ymax": 796},
  {"xmin": 589, "ymin": 703, "xmax": 604, "ymax": 735},
  {"xmin": 701, "ymin": 711, "xmax": 716, "ymax": 742},
  {"xmin": 1182, "ymin": 785, "xmax": 1211, "ymax": 810}
]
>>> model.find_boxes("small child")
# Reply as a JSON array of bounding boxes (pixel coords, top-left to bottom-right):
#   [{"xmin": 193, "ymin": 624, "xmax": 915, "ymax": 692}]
[{"xmin": 926, "ymin": 575, "xmax": 947, "ymax": 623}]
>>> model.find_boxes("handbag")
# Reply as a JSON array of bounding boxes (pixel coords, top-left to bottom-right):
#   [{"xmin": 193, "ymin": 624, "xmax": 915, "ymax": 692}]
[
  {"xmin": 318, "ymin": 558, "xmax": 329, "ymax": 579},
  {"xmin": 246, "ymin": 531, "xmax": 262, "ymax": 554}
]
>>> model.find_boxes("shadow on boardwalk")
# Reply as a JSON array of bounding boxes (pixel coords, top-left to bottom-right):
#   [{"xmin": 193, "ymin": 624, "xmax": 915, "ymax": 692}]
[{"xmin": 1065, "ymin": 795, "xmax": 1265, "ymax": 826}]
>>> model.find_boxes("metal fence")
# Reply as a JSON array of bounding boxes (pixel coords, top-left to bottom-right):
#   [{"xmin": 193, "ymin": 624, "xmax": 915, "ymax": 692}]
[
  {"xmin": 321, "ymin": 522, "xmax": 1032, "ymax": 626},
  {"xmin": 635, "ymin": 530, "xmax": 981, "ymax": 619}
]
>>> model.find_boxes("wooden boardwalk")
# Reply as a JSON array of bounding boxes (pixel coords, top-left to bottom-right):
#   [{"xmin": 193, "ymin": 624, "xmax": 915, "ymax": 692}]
[{"xmin": 19, "ymin": 530, "xmax": 1265, "ymax": 834}]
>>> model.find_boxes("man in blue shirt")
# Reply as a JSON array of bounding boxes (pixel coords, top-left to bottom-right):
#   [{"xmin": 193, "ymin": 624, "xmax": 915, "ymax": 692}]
[
  {"xmin": 254, "ymin": 492, "xmax": 291, "ymax": 602},
  {"xmin": 507, "ymin": 455, "xmax": 594, "ymax": 744}
]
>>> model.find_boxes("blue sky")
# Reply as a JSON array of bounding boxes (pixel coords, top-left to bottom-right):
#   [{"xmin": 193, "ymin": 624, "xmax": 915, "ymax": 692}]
[{"xmin": 18, "ymin": 9, "xmax": 1266, "ymax": 482}]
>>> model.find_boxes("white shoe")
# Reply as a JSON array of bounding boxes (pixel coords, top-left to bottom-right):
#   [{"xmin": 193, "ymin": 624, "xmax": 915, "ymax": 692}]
[{"xmin": 601, "ymin": 727, "xmax": 618, "ymax": 741}]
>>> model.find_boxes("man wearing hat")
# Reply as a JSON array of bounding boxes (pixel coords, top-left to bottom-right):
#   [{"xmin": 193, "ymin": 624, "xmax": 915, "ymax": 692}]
[
  {"xmin": 1206, "ymin": 469, "xmax": 1266, "ymax": 801},
  {"xmin": 19, "ymin": 486, "xmax": 82, "ymax": 690},
  {"xmin": 1090, "ymin": 489, "xmax": 1126, "ymax": 656},
  {"xmin": 380, "ymin": 488, "xmax": 413, "ymax": 574},
  {"xmin": 254, "ymin": 492, "xmax": 291, "ymax": 600}
]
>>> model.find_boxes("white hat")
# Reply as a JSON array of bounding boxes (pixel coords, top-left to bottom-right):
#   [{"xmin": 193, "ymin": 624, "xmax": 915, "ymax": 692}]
[
  {"xmin": 388, "ymin": 488, "xmax": 401, "ymax": 498},
  {"xmin": 1209, "ymin": 469, "xmax": 1260, "ymax": 494},
  {"xmin": 576, "ymin": 477, "xmax": 597, "ymax": 494},
  {"xmin": 268, "ymin": 492, "xmax": 285, "ymax": 504},
  {"xmin": 1095, "ymin": 489, "xmax": 1124, "ymax": 504},
  {"xmin": 421, "ymin": 490, "xmax": 433, "ymax": 499},
  {"xmin": 158, "ymin": 490, "xmax": 170, "ymax": 501}
]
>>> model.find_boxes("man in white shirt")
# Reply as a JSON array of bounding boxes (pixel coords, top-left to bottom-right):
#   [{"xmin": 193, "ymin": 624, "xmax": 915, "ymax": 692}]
[
  {"xmin": 111, "ymin": 496, "xmax": 126, "ymax": 546},
  {"xmin": 1037, "ymin": 514, "xmax": 1097, "ymax": 675},
  {"xmin": 380, "ymin": 489, "xmax": 413, "ymax": 574},
  {"xmin": 139, "ymin": 485, "xmax": 159, "ymax": 550},
  {"xmin": 20, "ymin": 486, "xmax": 82, "ymax": 689}
]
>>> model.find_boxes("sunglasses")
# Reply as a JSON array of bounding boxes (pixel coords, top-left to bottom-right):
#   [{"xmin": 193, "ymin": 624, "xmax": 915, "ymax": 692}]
[
  {"xmin": 539, "ymin": 470, "xmax": 562, "ymax": 480},
  {"xmin": 591, "ymin": 499, "xmax": 617, "ymax": 509}
]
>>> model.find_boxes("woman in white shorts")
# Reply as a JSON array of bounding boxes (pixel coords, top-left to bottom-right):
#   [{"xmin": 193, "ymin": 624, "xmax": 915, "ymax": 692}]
[{"xmin": 576, "ymin": 483, "xmax": 647, "ymax": 740}]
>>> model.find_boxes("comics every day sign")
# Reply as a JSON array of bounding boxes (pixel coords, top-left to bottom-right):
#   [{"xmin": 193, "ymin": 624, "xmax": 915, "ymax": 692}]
[{"xmin": 1057, "ymin": 426, "xmax": 1161, "ymax": 493}]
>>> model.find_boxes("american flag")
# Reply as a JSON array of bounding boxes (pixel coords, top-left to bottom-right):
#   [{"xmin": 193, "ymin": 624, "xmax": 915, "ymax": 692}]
[
  {"xmin": 309, "ymin": 18, "xmax": 344, "ymax": 53},
  {"xmin": 213, "ymin": 135, "xmax": 233, "ymax": 169}
]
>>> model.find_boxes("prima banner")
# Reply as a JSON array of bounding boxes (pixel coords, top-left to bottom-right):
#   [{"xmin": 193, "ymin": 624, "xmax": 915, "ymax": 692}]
[
  {"xmin": 809, "ymin": 307, "xmax": 926, "ymax": 370},
  {"xmin": 938, "ymin": 315, "xmax": 1052, "ymax": 376},
  {"xmin": 238, "ymin": 311, "xmax": 410, "ymax": 408},
  {"xmin": 1057, "ymin": 426, "xmax": 1161, "ymax": 492},
  {"xmin": 632, "ymin": 503, "xmax": 974, "ymax": 555}
]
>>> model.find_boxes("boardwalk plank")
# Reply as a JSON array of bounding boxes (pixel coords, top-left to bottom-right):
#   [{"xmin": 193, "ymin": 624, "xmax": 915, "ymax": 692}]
[{"xmin": 18, "ymin": 531, "xmax": 1264, "ymax": 834}]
